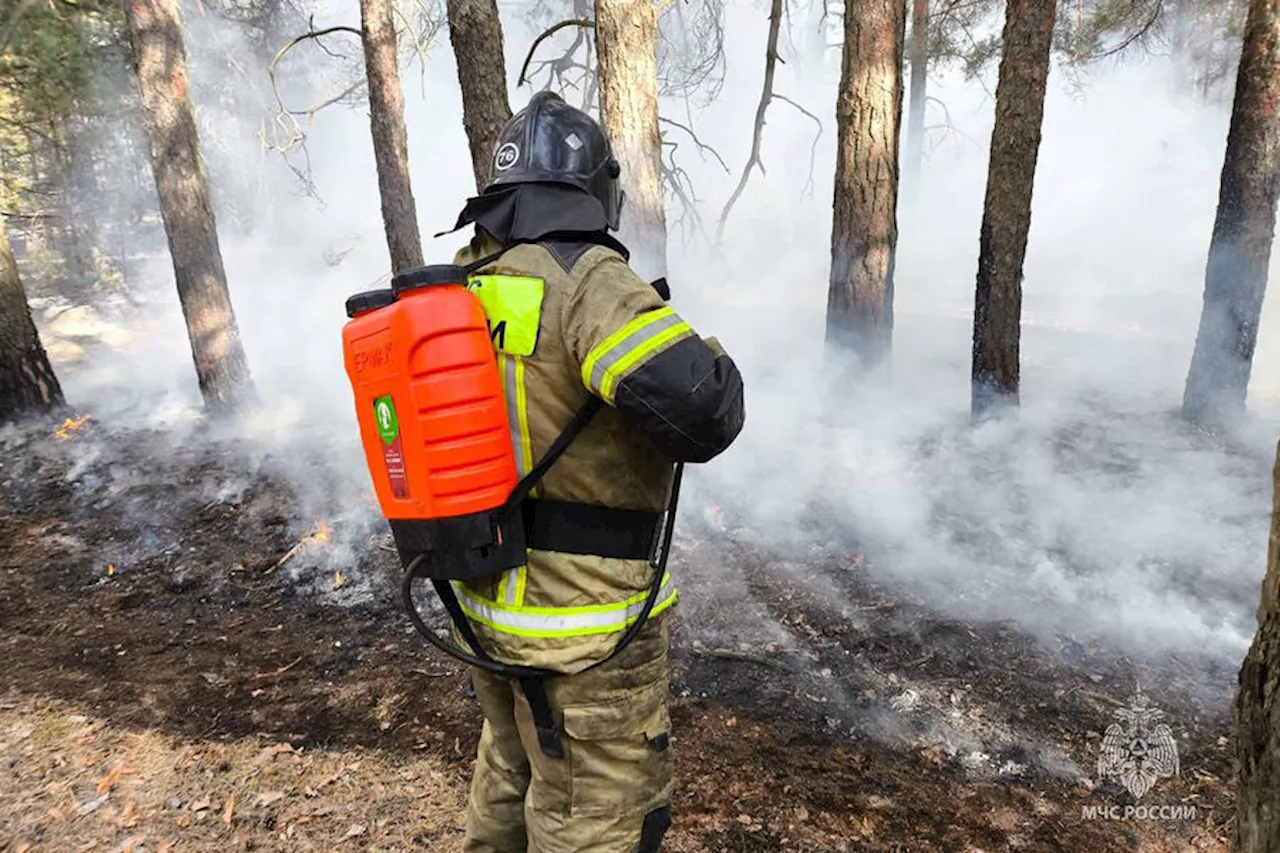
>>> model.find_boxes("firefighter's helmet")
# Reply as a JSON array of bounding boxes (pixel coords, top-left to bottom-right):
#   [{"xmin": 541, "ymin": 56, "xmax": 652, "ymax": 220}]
[{"xmin": 485, "ymin": 91, "xmax": 624, "ymax": 231}]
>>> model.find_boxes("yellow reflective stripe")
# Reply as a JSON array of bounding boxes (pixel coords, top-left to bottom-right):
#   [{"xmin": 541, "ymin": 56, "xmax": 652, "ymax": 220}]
[
  {"xmin": 453, "ymin": 576, "xmax": 678, "ymax": 638},
  {"xmin": 601, "ymin": 323, "xmax": 692, "ymax": 402},
  {"xmin": 581, "ymin": 308, "xmax": 675, "ymax": 390},
  {"xmin": 514, "ymin": 357, "xmax": 533, "ymax": 491},
  {"xmin": 460, "ymin": 571, "xmax": 671, "ymax": 616},
  {"xmin": 498, "ymin": 354, "xmax": 525, "ymax": 477},
  {"xmin": 467, "ymin": 274, "xmax": 544, "ymax": 356},
  {"xmin": 513, "ymin": 565, "xmax": 527, "ymax": 607},
  {"xmin": 495, "ymin": 351, "xmax": 533, "ymax": 608},
  {"xmin": 581, "ymin": 307, "xmax": 694, "ymax": 403},
  {"xmin": 501, "ymin": 565, "xmax": 528, "ymax": 606}
]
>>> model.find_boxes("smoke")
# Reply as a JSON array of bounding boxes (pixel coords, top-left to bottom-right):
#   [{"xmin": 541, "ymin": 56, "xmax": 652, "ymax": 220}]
[
  {"xmin": 34, "ymin": 1, "xmax": 1280, "ymax": 680},
  {"xmin": 669, "ymin": 19, "xmax": 1279, "ymax": 674}
]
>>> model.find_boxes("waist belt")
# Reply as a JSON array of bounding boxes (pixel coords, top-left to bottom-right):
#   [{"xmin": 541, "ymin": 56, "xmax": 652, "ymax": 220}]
[{"xmin": 523, "ymin": 498, "xmax": 660, "ymax": 561}]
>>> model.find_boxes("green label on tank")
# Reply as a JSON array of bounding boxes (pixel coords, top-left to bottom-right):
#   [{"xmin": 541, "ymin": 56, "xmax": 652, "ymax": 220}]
[{"xmin": 373, "ymin": 395, "xmax": 400, "ymax": 445}]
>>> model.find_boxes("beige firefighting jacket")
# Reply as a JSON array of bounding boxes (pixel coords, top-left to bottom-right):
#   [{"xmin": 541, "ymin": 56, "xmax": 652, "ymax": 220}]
[{"xmin": 449, "ymin": 232, "xmax": 742, "ymax": 673}]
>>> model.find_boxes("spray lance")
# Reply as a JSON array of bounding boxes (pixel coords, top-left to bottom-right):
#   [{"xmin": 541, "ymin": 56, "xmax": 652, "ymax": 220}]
[{"xmin": 340, "ymin": 252, "xmax": 681, "ymax": 736}]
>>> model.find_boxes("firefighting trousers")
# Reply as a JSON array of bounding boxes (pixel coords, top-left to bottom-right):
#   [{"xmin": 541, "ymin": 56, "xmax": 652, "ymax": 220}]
[{"xmin": 461, "ymin": 616, "xmax": 673, "ymax": 853}]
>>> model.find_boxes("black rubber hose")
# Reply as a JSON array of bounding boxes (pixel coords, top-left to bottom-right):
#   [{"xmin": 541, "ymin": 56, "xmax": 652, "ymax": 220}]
[
  {"xmin": 400, "ymin": 556, "xmax": 550, "ymax": 679},
  {"xmin": 399, "ymin": 461, "xmax": 683, "ymax": 678}
]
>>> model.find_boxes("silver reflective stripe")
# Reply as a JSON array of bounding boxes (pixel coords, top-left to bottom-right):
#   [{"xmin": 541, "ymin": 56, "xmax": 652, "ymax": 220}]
[
  {"xmin": 504, "ymin": 567, "xmax": 522, "ymax": 605},
  {"xmin": 498, "ymin": 353, "xmax": 526, "ymax": 606},
  {"xmin": 586, "ymin": 312, "xmax": 687, "ymax": 395},
  {"xmin": 500, "ymin": 354, "xmax": 529, "ymax": 477},
  {"xmin": 452, "ymin": 577, "xmax": 677, "ymax": 636}
]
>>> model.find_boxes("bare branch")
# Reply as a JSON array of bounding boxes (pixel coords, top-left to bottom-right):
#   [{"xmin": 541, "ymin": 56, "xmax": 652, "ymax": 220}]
[
  {"xmin": 517, "ymin": 17, "xmax": 595, "ymax": 87},
  {"xmin": 921, "ymin": 94, "xmax": 982, "ymax": 150},
  {"xmin": 773, "ymin": 93, "xmax": 822, "ymax": 199},
  {"xmin": 716, "ymin": 0, "xmax": 783, "ymax": 245},
  {"xmin": 266, "ymin": 24, "xmax": 364, "ymax": 121},
  {"xmin": 1, "ymin": 209, "xmax": 59, "ymax": 220},
  {"xmin": 658, "ymin": 115, "xmax": 729, "ymax": 173},
  {"xmin": 659, "ymin": 139, "xmax": 713, "ymax": 250}
]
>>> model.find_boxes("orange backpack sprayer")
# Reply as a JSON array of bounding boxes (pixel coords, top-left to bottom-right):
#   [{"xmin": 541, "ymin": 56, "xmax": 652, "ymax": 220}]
[{"xmin": 342, "ymin": 259, "xmax": 681, "ymax": 722}]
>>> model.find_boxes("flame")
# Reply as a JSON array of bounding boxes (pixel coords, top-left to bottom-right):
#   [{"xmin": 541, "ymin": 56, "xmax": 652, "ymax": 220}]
[
  {"xmin": 333, "ymin": 571, "xmax": 346, "ymax": 588},
  {"xmin": 54, "ymin": 415, "xmax": 92, "ymax": 440},
  {"xmin": 311, "ymin": 521, "xmax": 330, "ymax": 543},
  {"xmin": 106, "ymin": 564, "xmax": 115, "ymax": 577},
  {"xmin": 710, "ymin": 505, "xmax": 722, "ymax": 515}
]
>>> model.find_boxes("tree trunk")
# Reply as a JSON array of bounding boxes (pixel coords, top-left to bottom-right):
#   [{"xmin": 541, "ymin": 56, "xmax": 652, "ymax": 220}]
[
  {"xmin": 903, "ymin": 0, "xmax": 929, "ymax": 208},
  {"xmin": 595, "ymin": 0, "xmax": 667, "ymax": 282},
  {"xmin": 970, "ymin": 0, "xmax": 1056, "ymax": 417},
  {"xmin": 360, "ymin": 0, "xmax": 425, "ymax": 272},
  {"xmin": 1235, "ymin": 440, "xmax": 1280, "ymax": 853},
  {"xmin": 825, "ymin": 0, "xmax": 906, "ymax": 370},
  {"xmin": 123, "ymin": 0, "xmax": 253, "ymax": 412},
  {"xmin": 446, "ymin": 0, "xmax": 512, "ymax": 192},
  {"xmin": 1181, "ymin": 0, "xmax": 1280, "ymax": 427},
  {"xmin": 0, "ymin": 215, "xmax": 64, "ymax": 422}
]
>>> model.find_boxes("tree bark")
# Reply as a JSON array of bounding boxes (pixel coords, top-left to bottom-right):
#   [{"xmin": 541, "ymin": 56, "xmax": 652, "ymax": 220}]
[
  {"xmin": 446, "ymin": 0, "xmax": 512, "ymax": 192},
  {"xmin": 123, "ymin": 0, "xmax": 253, "ymax": 412},
  {"xmin": 360, "ymin": 0, "xmax": 425, "ymax": 272},
  {"xmin": 595, "ymin": 0, "xmax": 667, "ymax": 282},
  {"xmin": 825, "ymin": 0, "xmax": 906, "ymax": 370},
  {"xmin": 1235, "ymin": 440, "xmax": 1280, "ymax": 853},
  {"xmin": 903, "ymin": 0, "xmax": 928, "ymax": 209},
  {"xmin": 1182, "ymin": 0, "xmax": 1280, "ymax": 427},
  {"xmin": 970, "ymin": 0, "xmax": 1056, "ymax": 418},
  {"xmin": 0, "ymin": 215, "xmax": 64, "ymax": 422}
]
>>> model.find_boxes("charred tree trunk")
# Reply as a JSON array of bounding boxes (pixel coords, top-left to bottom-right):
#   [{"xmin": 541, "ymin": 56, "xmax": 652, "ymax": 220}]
[
  {"xmin": 0, "ymin": 216, "xmax": 64, "ymax": 421},
  {"xmin": 595, "ymin": 0, "xmax": 667, "ymax": 282},
  {"xmin": 1236, "ymin": 439, "xmax": 1280, "ymax": 853},
  {"xmin": 903, "ymin": 0, "xmax": 928, "ymax": 208},
  {"xmin": 1182, "ymin": 0, "xmax": 1280, "ymax": 427},
  {"xmin": 446, "ymin": 0, "xmax": 512, "ymax": 192},
  {"xmin": 825, "ymin": 0, "xmax": 906, "ymax": 370},
  {"xmin": 970, "ymin": 0, "xmax": 1056, "ymax": 417},
  {"xmin": 360, "ymin": 0, "xmax": 425, "ymax": 272},
  {"xmin": 123, "ymin": 0, "xmax": 253, "ymax": 412}
]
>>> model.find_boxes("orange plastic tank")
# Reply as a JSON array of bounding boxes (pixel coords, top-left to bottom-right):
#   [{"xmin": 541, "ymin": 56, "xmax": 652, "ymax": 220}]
[{"xmin": 342, "ymin": 266, "xmax": 519, "ymax": 529}]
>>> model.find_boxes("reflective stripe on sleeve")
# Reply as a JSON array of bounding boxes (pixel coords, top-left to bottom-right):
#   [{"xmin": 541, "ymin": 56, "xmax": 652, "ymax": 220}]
[
  {"xmin": 452, "ymin": 574, "xmax": 678, "ymax": 638},
  {"xmin": 581, "ymin": 307, "xmax": 694, "ymax": 404}
]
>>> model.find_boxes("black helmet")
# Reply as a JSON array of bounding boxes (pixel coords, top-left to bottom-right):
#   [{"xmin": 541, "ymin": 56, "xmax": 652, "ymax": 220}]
[{"xmin": 484, "ymin": 91, "xmax": 625, "ymax": 231}]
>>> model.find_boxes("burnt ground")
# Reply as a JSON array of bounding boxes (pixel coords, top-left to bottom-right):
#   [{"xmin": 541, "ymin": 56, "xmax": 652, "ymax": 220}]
[{"xmin": 0, "ymin": 415, "xmax": 1240, "ymax": 852}]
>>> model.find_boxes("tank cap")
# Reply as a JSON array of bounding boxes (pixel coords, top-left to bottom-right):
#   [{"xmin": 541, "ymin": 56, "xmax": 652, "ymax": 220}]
[
  {"xmin": 345, "ymin": 289, "xmax": 395, "ymax": 318},
  {"xmin": 392, "ymin": 264, "xmax": 469, "ymax": 296}
]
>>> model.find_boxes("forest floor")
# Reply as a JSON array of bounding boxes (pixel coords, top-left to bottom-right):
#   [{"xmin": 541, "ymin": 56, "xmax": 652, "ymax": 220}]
[{"xmin": 0, "ymin": 414, "xmax": 1243, "ymax": 853}]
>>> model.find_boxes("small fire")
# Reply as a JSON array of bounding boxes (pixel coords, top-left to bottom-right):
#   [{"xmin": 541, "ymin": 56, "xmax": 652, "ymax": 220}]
[
  {"xmin": 333, "ymin": 571, "xmax": 347, "ymax": 588},
  {"xmin": 106, "ymin": 564, "xmax": 115, "ymax": 577},
  {"xmin": 311, "ymin": 521, "xmax": 330, "ymax": 543},
  {"xmin": 710, "ymin": 506, "xmax": 722, "ymax": 515},
  {"xmin": 54, "ymin": 414, "xmax": 92, "ymax": 440}
]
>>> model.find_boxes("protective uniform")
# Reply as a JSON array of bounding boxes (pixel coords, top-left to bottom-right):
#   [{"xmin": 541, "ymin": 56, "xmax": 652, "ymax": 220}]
[{"xmin": 437, "ymin": 92, "xmax": 745, "ymax": 852}]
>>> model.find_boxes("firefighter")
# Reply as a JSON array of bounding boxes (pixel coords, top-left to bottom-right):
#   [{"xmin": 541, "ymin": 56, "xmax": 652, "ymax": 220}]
[{"xmin": 436, "ymin": 91, "xmax": 746, "ymax": 853}]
